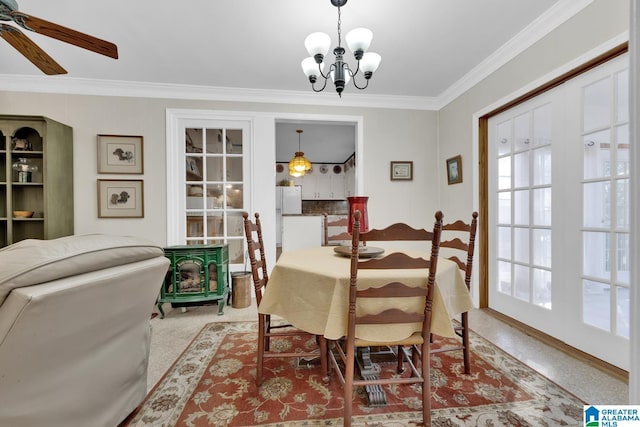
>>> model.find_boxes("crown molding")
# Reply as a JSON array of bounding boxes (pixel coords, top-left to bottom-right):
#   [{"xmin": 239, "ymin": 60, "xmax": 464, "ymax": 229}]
[
  {"xmin": 0, "ymin": 0, "xmax": 594, "ymax": 112},
  {"xmin": 436, "ymin": 0, "xmax": 595, "ymax": 109},
  {"xmin": 0, "ymin": 75, "xmax": 440, "ymax": 111}
]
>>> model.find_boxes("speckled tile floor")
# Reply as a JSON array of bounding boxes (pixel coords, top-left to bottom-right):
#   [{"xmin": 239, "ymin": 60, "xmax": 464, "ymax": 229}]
[{"xmin": 147, "ymin": 305, "xmax": 629, "ymax": 405}]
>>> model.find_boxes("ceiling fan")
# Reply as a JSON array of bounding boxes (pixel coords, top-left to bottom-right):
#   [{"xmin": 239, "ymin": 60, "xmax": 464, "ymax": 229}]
[{"xmin": 0, "ymin": 0, "xmax": 118, "ymax": 75}]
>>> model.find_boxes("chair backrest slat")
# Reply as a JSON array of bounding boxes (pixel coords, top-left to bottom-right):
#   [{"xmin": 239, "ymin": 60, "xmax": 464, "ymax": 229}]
[
  {"xmin": 358, "ymin": 252, "xmax": 430, "ymax": 269},
  {"xmin": 243, "ymin": 212, "xmax": 269, "ymax": 304},
  {"xmin": 323, "ymin": 213, "xmax": 350, "ymax": 246},
  {"xmin": 359, "ymin": 222, "xmax": 433, "ymax": 242},
  {"xmin": 439, "ymin": 211, "xmax": 478, "ymax": 291},
  {"xmin": 357, "ymin": 309, "xmax": 426, "ymax": 325},
  {"xmin": 347, "ymin": 210, "xmax": 443, "ymax": 341}
]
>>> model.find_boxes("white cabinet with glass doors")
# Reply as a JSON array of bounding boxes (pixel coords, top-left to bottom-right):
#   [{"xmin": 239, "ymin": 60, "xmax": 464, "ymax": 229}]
[{"xmin": 183, "ymin": 123, "xmax": 249, "ymax": 266}]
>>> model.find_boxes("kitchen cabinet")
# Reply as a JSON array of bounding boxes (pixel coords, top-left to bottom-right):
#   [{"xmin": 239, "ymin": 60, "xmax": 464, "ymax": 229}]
[
  {"xmin": 0, "ymin": 115, "xmax": 73, "ymax": 248},
  {"xmin": 344, "ymin": 163, "xmax": 356, "ymax": 197},
  {"xmin": 301, "ymin": 169, "xmax": 345, "ymax": 200}
]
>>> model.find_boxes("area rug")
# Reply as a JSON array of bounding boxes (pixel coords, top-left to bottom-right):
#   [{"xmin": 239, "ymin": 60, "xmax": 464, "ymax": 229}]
[{"xmin": 122, "ymin": 322, "xmax": 584, "ymax": 426}]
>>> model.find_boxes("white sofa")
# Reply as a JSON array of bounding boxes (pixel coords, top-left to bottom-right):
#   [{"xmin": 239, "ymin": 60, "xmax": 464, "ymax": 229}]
[{"xmin": 0, "ymin": 233, "xmax": 170, "ymax": 427}]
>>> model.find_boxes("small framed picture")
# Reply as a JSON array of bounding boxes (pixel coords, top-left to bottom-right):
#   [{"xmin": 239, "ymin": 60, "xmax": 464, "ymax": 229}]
[
  {"xmin": 446, "ymin": 155, "xmax": 463, "ymax": 185},
  {"xmin": 97, "ymin": 135, "xmax": 144, "ymax": 174},
  {"xmin": 390, "ymin": 161, "xmax": 413, "ymax": 181},
  {"xmin": 97, "ymin": 179, "xmax": 144, "ymax": 218}
]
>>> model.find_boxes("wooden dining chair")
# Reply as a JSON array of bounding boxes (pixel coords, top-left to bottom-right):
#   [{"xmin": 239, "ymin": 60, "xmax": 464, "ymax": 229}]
[
  {"xmin": 327, "ymin": 210, "xmax": 443, "ymax": 427},
  {"xmin": 242, "ymin": 212, "xmax": 328, "ymax": 386},
  {"xmin": 322, "ymin": 213, "xmax": 350, "ymax": 246},
  {"xmin": 429, "ymin": 211, "xmax": 478, "ymax": 374}
]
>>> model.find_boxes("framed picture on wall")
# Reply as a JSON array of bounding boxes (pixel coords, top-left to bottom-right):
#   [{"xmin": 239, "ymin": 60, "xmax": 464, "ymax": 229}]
[
  {"xmin": 97, "ymin": 134, "xmax": 144, "ymax": 174},
  {"xmin": 97, "ymin": 179, "xmax": 144, "ymax": 218},
  {"xmin": 390, "ymin": 161, "xmax": 413, "ymax": 181},
  {"xmin": 446, "ymin": 155, "xmax": 462, "ymax": 185}
]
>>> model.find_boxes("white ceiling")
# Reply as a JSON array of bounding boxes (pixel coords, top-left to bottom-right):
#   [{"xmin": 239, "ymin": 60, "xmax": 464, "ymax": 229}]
[
  {"xmin": 0, "ymin": 0, "xmax": 573, "ymax": 100},
  {"xmin": 1, "ymin": 0, "xmax": 588, "ymax": 162}
]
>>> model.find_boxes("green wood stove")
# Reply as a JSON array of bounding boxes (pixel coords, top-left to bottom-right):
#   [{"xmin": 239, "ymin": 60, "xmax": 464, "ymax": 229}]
[{"xmin": 158, "ymin": 244, "xmax": 229, "ymax": 317}]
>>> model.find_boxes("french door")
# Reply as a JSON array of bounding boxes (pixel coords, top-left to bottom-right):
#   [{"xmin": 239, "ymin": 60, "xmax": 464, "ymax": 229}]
[{"xmin": 488, "ymin": 54, "xmax": 630, "ymax": 369}]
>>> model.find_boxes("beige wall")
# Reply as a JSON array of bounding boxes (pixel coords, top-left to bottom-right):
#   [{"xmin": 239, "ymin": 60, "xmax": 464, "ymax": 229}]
[
  {"xmin": 438, "ymin": 0, "xmax": 629, "ymax": 221},
  {"xmin": 0, "ymin": 95, "xmax": 438, "ymax": 246},
  {"xmin": 0, "ymin": 0, "xmax": 628, "ymax": 254}
]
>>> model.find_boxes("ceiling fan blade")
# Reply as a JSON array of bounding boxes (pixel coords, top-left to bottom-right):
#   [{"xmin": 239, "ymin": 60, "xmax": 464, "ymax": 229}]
[
  {"xmin": 10, "ymin": 11, "xmax": 118, "ymax": 59},
  {"xmin": 0, "ymin": 24, "xmax": 66, "ymax": 75}
]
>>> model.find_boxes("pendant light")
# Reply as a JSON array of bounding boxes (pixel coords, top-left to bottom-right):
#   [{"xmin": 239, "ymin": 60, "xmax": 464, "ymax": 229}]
[
  {"xmin": 288, "ymin": 129, "xmax": 311, "ymax": 177},
  {"xmin": 301, "ymin": 0, "xmax": 381, "ymax": 97}
]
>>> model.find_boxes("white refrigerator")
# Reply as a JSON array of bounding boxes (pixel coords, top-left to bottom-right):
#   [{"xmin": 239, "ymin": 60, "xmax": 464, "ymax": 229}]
[{"xmin": 276, "ymin": 186, "xmax": 302, "ymax": 245}]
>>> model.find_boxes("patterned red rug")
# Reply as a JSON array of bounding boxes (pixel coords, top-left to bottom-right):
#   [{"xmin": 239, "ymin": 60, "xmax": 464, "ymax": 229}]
[{"xmin": 122, "ymin": 322, "xmax": 584, "ymax": 426}]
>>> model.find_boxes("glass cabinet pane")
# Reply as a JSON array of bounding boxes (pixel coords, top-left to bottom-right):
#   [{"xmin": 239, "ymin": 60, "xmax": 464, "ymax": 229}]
[
  {"xmin": 227, "ymin": 129, "xmax": 243, "ymax": 154},
  {"xmin": 205, "ymin": 157, "xmax": 224, "ymax": 181},
  {"xmin": 227, "ymin": 157, "xmax": 243, "ymax": 181},
  {"xmin": 186, "ymin": 156, "xmax": 202, "ymax": 181},
  {"xmin": 226, "ymin": 184, "xmax": 244, "ymax": 209},
  {"xmin": 207, "ymin": 213, "xmax": 224, "ymax": 237},
  {"xmin": 206, "ymin": 128, "xmax": 223, "ymax": 154},
  {"xmin": 186, "ymin": 128, "xmax": 203, "ymax": 153}
]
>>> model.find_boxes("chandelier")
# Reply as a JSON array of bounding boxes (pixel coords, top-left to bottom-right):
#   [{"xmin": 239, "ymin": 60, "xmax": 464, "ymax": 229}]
[
  {"xmin": 301, "ymin": 0, "xmax": 381, "ymax": 97},
  {"xmin": 288, "ymin": 129, "xmax": 311, "ymax": 177}
]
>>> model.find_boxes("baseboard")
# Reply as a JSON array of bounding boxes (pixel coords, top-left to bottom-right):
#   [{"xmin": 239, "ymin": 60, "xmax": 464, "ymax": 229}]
[{"xmin": 482, "ymin": 308, "xmax": 629, "ymax": 384}]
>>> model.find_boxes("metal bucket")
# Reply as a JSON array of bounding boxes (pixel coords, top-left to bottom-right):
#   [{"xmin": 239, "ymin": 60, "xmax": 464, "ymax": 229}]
[{"xmin": 231, "ymin": 271, "xmax": 252, "ymax": 309}]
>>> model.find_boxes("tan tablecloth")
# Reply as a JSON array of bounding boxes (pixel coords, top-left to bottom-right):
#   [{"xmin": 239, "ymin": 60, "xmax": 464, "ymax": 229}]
[{"xmin": 259, "ymin": 246, "xmax": 474, "ymax": 341}]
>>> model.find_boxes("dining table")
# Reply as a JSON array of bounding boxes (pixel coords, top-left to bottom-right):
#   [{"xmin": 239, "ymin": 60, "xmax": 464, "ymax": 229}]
[{"xmin": 258, "ymin": 245, "xmax": 474, "ymax": 343}]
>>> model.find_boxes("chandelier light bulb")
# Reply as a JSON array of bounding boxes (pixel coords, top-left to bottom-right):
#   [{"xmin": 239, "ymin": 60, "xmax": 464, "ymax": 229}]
[
  {"xmin": 301, "ymin": 57, "xmax": 324, "ymax": 80},
  {"xmin": 345, "ymin": 27, "xmax": 373, "ymax": 59},
  {"xmin": 360, "ymin": 52, "xmax": 381, "ymax": 76},
  {"xmin": 304, "ymin": 32, "xmax": 331, "ymax": 59}
]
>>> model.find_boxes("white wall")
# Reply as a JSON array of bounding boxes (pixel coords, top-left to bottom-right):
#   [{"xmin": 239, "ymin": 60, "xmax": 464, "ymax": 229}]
[{"xmin": 0, "ymin": 95, "xmax": 438, "ymax": 247}]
